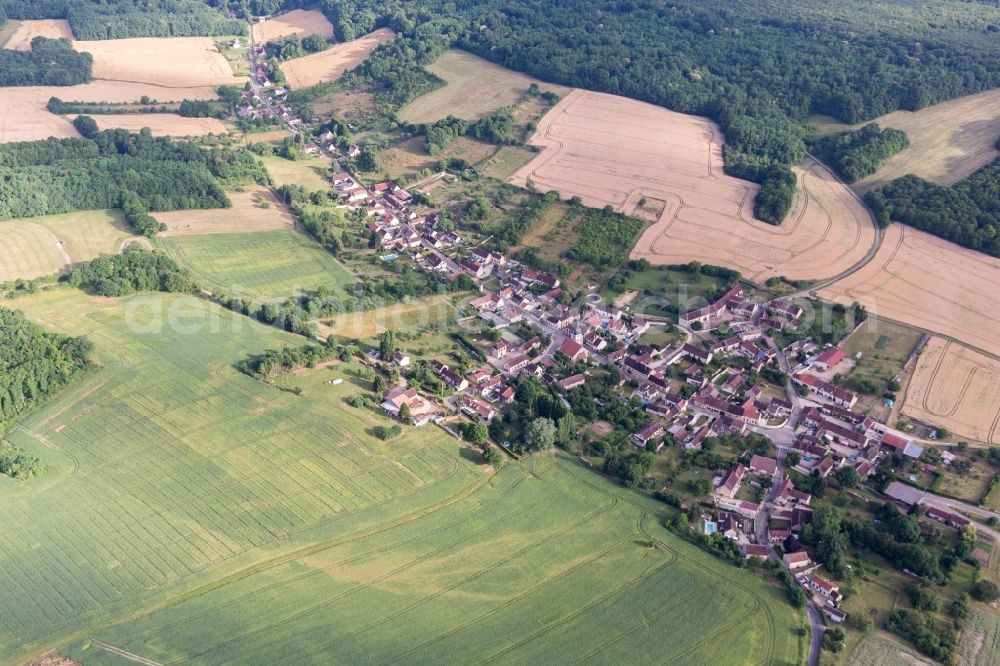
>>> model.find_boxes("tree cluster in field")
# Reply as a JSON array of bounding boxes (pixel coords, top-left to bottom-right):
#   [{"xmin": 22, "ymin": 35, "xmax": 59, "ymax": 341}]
[
  {"xmin": 0, "ymin": 37, "xmax": 91, "ymax": 87},
  {"xmin": 373, "ymin": 424, "xmax": 402, "ymax": 440},
  {"xmin": 0, "ymin": 444, "xmax": 46, "ymax": 480},
  {"xmin": 0, "ymin": 125, "xmax": 268, "ymax": 236},
  {"xmin": 865, "ymin": 157, "xmax": 1000, "ymax": 258},
  {"xmin": 564, "ymin": 204, "xmax": 645, "ymax": 268},
  {"xmin": 489, "ymin": 375, "xmax": 575, "ymax": 455},
  {"xmin": 0, "ymin": 307, "xmax": 93, "ymax": 427},
  {"xmin": 68, "ymin": 247, "xmax": 198, "ymax": 296},
  {"xmin": 489, "ymin": 191, "xmax": 559, "ymax": 251},
  {"xmin": 810, "ymin": 123, "xmax": 910, "ymax": 183},
  {"xmin": 264, "ymin": 33, "xmax": 330, "ymax": 61},
  {"xmin": 237, "ymin": 338, "xmax": 337, "ymax": 380},
  {"xmin": 886, "ymin": 609, "xmax": 958, "ymax": 664}
]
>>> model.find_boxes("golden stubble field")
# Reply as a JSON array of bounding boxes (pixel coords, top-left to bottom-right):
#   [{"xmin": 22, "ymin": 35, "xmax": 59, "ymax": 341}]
[
  {"xmin": 902, "ymin": 337, "xmax": 1000, "ymax": 445},
  {"xmin": 3, "ymin": 19, "xmax": 74, "ymax": 50},
  {"xmin": 511, "ymin": 89, "xmax": 876, "ymax": 283},
  {"xmin": 152, "ymin": 187, "xmax": 295, "ymax": 235},
  {"xmin": 819, "ymin": 224, "xmax": 1000, "ymax": 360},
  {"xmin": 251, "ymin": 9, "xmax": 334, "ymax": 42},
  {"xmin": 398, "ymin": 49, "xmax": 571, "ymax": 124},
  {"xmin": 75, "ymin": 37, "xmax": 246, "ymax": 88},
  {"xmin": 848, "ymin": 89, "xmax": 1000, "ymax": 192},
  {"xmin": 280, "ymin": 28, "xmax": 395, "ymax": 89},
  {"xmin": 82, "ymin": 113, "xmax": 228, "ymax": 137}
]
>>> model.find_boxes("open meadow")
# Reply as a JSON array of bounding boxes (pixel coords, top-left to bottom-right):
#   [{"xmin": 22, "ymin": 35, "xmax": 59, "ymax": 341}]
[
  {"xmin": 155, "ymin": 229, "xmax": 355, "ymax": 299},
  {"xmin": 315, "ymin": 294, "xmax": 459, "ymax": 340},
  {"xmin": 280, "ymin": 28, "xmax": 395, "ymax": 90},
  {"xmin": 79, "ymin": 113, "xmax": 228, "ymax": 138},
  {"xmin": 260, "ymin": 154, "xmax": 332, "ymax": 191},
  {"xmin": 153, "ymin": 188, "xmax": 294, "ymax": 236},
  {"xmin": 398, "ymin": 49, "xmax": 571, "ymax": 124},
  {"xmin": 901, "ymin": 337, "xmax": 1000, "ymax": 446},
  {"xmin": 845, "ymin": 89, "xmax": 1000, "ymax": 192},
  {"xmin": 818, "ymin": 224, "xmax": 1000, "ymax": 360},
  {"xmin": 847, "ymin": 633, "xmax": 937, "ymax": 666},
  {"xmin": 378, "ymin": 135, "xmax": 497, "ymax": 180},
  {"xmin": 251, "ymin": 9, "xmax": 334, "ymax": 42},
  {"xmin": 3, "ymin": 19, "xmax": 73, "ymax": 51},
  {"xmin": 0, "ymin": 210, "xmax": 131, "ymax": 282},
  {"xmin": 74, "ymin": 37, "xmax": 246, "ymax": 88},
  {"xmin": 511, "ymin": 89, "xmax": 876, "ymax": 284},
  {"xmin": 0, "ymin": 80, "xmax": 219, "ymax": 143}
]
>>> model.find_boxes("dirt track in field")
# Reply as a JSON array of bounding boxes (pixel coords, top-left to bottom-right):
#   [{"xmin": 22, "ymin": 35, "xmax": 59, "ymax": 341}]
[
  {"xmin": 819, "ymin": 224, "xmax": 1000, "ymax": 359},
  {"xmin": 902, "ymin": 337, "xmax": 1000, "ymax": 445},
  {"xmin": 511, "ymin": 89, "xmax": 876, "ymax": 284}
]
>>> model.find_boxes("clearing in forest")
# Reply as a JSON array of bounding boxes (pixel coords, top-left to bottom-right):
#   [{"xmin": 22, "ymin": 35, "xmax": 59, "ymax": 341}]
[
  {"xmin": 819, "ymin": 223, "xmax": 1000, "ymax": 360},
  {"xmin": 847, "ymin": 89, "xmax": 1000, "ymax": 192},
  {"xmin": 80, "ymin": 113, "xmax": 228, "ymax": 137},
  {"xmin": 251, "ymin": 9, "xmax": 334, "ymax": 42},
  {"xmin": 901, "ymin": 337, "xmax": 1000, "ymax": 446},
  {"xmin": 259, "ymin": 154, "xmax": 331, "ymax": 191},
  {"xmin": 155, "ymin": 228, "xmax": 355, "ymax": 298},
  {"xmin": 0, "ymin": 209, "xmax": 131, "ymax": 282},
  {"xmin": 3, "ymin": 19, "xmax": 73, "ymax": 51},
  {"xmin": 512, "ymin": 89, "xmax": 876, "ymax": 283},
  {"xmin": 153, "ymin": 188, "xmax": 294, "ymax": 236},
  {"xmin": 0, "ymin": 81, "xmax": 220, "ymax": 143},
  {"xmin": 74, "ymin": 37, "xmax": 246, "ymax": 88},
  {"xmin": 280, "ymin": 28, "xmax": 395, "ymax": 90},
  {"xmin": 398, "ymin": 49, "xmax": 571, "ymax": 124}
]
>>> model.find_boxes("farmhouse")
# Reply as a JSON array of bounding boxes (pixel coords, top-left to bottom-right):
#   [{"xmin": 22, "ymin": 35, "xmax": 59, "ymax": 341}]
[
  {"xmin": 792, "ymin": 372, "xmax": 857, "ymax": 408},
  {"xmin": 716, "ymin": 463, "xmax": 745, "ymax": 498},
  {"xmin": 783, "ymin": 551, "xmax": 813, "ymax": 571},
  {"xmin": 924, "ymin": 506, "xmax": 971, "ymax": 530},
  {"xmin": 558, "ymin": 374, "xmax": 586, "ymax": 391},
  {"xmin": 742, "ymin": 544, "xmax": 770, "ymax": 560},
  {"xmin": 632, "ymin": 422, "xmax": 665, "ymax": 449},
  {"xmin": 813, "ymin": 347, "xmax": 845, "ymax": 370},
  {"xmin": 810, "ymin": 575, "xmax": 842, "ymax": 603},
  {"xmin": 680, "ymin": 343, "xmax": 713, "ymax": 365},
  {"xmin": 749, "ymin": 455, "xmax": 778, "ymax": 477},
  {"xmin": 459, "ymin": 396, "xmax": 497, "ymax": 423}
]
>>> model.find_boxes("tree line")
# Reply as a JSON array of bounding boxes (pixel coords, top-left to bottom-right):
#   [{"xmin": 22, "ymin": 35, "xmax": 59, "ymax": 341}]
[
  {"xmin": 236, "ymin": 338, "xmax": 337, "ymax": 380},
  {"xmin": 865, "ymin": 156, "xmax": 1000, "ymax": 258},
  {"xmin": 0, "ymin": 306, "xmax": 93, "ymax": 428},
  {"xmin": 810, "ymin": 123, "xmax": 910, "ymax": 183},
  {"xmin": 0, "ymin": 123, "xmax": 268, "ymax": 236},
  {"xmin": 67, "ymin": 246, "xmax": 198, "ymax": 296}
]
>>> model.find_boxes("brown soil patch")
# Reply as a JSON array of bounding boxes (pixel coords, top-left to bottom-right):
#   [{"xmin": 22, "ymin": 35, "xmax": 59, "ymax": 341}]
[
  {"xmin": 901, "ymin": 337, "xmax": 1000, "ymax": 445},
  {"xmin": 380, "ymin": 135, "xmax": 496, "ymax": 180},
  {"xmin": 280, "ymin": 28, "xmax": 395, "ymax": 90},
  {"xmin": 512, "ymin": 89, "xmax": 876, "ymax": 283},
  {"xmin": 0, "ymin": 81, "xmax": 219, "ymax": 143},
  {"xmin": 589, "ymin": 421, "xmax": 614, "ymax": 437},
  {"xmin": 312, "ymin": 90, "xmax": 375, "ymax": 117},
  {"xmin": 80, "ymin": 113, "xmax": 228, "ymax": 137},
  {"xmin": 153, "ymin": 187, "xmax": 295, "ymax": 236},
  {"xmin": 852, "ymin": 89, "xmax": 1000, "ymax": 192},
  {"xmin": 251, "ymin": 9, "xmax": 334, "ymax": 42},
  {"xmin": 75, "ymin": 37, "xmax": 246, "ymax": 87},
  {"xmin": 4, "ymin": 19, "xmax": 73, "ymax": 51},
  {"xmin": 398, "ymin": 49, "xmax": 571, "ymax": 124},
  {"xmin": 23, "ymin": 654, "xmax": 79, "ymax": 666},
  {"xmin": 819, "ymin": 224, "xmax": 1000, "ymax": 359}
]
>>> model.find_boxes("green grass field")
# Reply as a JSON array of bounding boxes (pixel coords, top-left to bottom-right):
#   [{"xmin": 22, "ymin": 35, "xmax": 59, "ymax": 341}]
[
  {"xmin": 260, "ymin": 155, "xmax": 332, "ymax": 192},
  {"xmin": 958, "ymin": 609, "xmax": 1000, "ymax": 666},
  {"xmin": 155, "ymin": 229, "xmax": 356, "ymax": 299},
  {"xmin": 0, "ymin": 290, "xmax": 802, "ymax": 665}
]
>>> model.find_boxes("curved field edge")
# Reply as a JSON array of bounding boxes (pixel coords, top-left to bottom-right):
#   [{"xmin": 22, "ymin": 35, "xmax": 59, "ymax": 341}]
[{"xmin": 59, "ymin": 456, "xmax": 802, "ymax": 666}]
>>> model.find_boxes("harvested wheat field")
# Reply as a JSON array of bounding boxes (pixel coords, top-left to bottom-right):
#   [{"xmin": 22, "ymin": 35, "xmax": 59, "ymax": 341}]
[
  {"xmin": 0, "ymin": 210, "xmax": 131, "ymax": 281},
  {"xmin": 851, "ymin": 89, "xmax": 1000, "ymax": 192},
  {"xmin": 280, "ymin": 28, "xmax": 394, "ymax": 89},
  {"xmin": 0, "ymin": 80, "xmax": 218, "ymax": 143},
  {"xmin": 251, "ymin": 9, "xmax": 334, "ymax": 42},
  {"xmin": 81, "ymin": 113, "xmax": 228, "ymax": 137},
  {"xmin": 153, "ymin": 188, "xmax": 294, "ymax": 235},
  {"xmin": 819, "ymin": 224, "xmax": 1000, "ymax": 359},
  {"xmin": 3, "ymin": 19, "xmax": 73, "ymax": 51},
  {"xmin": 75, "ymin": 37, "xmax": 246, "ymax": 87},
  {"xmin": 511, "ymin": 89, "xmax": 876, "ymax": 283},
  {"xmin": 902, "ymin": 338, "xmax": 1000, "ymax": 445},
  {"xmin": 398, "ymin": 49, "xmax": 571, "ymax": 124}
]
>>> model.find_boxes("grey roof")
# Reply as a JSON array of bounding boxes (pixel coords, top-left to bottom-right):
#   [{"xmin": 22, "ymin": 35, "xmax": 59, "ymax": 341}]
[{"xmin": 884, "ymin": 481, "xmax": 926, "ymax": 507}]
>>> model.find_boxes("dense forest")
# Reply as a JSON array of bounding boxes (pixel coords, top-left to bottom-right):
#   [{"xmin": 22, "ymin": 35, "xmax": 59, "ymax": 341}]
[
  {"xmin": 0, "ymin": 307, "xmax": 93, "ymax": 427},
  {"xmin": 810, "ymin": 124, "xmax": 910, "ymax": 183},
  {"xmin": 0, "ymin": 0, "xmax": 244, "ymax": 39},
  {"xmin": 0, "ymin": 37, "xmax": 91, "ymax": 86},
  {"xmin": 305, "ymin": 0, "xmax": 999, "ymax": 225},
  {"xmin": 0, "ymin": 124, "xmax": 268, "ymax": 236},
  {"xmin": 865, "ymin": 157, "xmax": 1000, "ymax": 257},
  {"xmin": 67, "ymin": 247, "xmax": 198, "ymax": 296}
]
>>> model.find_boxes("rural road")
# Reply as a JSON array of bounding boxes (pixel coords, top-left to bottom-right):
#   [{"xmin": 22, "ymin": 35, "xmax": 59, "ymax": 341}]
[
  {"xmin": 119, "ymin": 236, "xmax": 153, "ymax": 252},
  {"xmin": 805, "ymin": 601, "xmax": 824, "ymax": 666}
]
